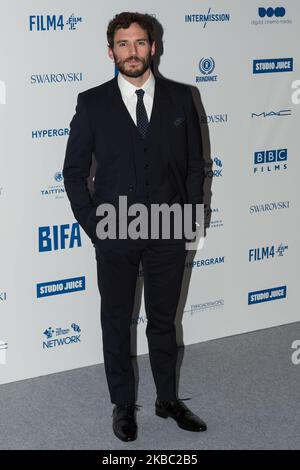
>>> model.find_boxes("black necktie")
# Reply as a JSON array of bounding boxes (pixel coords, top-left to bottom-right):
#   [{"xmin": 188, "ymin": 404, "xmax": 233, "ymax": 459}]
[{"xmin": 135, "ymin": 89, "xmax": 149, "ymax": 139}]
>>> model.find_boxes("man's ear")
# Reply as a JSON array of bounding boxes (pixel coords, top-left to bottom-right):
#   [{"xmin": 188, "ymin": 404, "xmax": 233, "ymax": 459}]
[
  {"xmin": 108, "ymin": 47, "xmax": 114, "ymax": 60},
  {"xmin": 151, "ymin": 41, "xmax": 156, "ymax": 57}
]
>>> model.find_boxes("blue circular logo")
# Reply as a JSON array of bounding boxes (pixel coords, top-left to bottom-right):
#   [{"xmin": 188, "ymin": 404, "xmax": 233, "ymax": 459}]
[{"xmin": 199, "ymin": 57, "xmax": 215, "ymax": 75}]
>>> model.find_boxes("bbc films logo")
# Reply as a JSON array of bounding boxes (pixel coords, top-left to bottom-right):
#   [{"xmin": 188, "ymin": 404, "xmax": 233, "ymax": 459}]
[
  {"xmin": 0, "ymin": 340, "xmax": 8, "ymax": 365},
  {"xmin": 0, "ymin": 80, "xmax": 6, "ymax": 104},
  {"xmin": 253, "ymin": 148, "xmax": 287, "ymax": 174},
  {"xmin": 29, "ymin": 14, "xmax": 82, "ymax": 31}
]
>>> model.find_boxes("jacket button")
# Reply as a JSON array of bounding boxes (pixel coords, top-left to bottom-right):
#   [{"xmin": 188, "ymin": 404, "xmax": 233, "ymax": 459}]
[
  {"xmin": 144, "ymin": 148, "xmax": 147, "ymax": 152},
  {"xmin": 144, "ymin": 163, "xmax": 149, "ymax": 169},
  {"xmin": 128, "ymin": 185, "xmax": 134, "ymax": 191}
]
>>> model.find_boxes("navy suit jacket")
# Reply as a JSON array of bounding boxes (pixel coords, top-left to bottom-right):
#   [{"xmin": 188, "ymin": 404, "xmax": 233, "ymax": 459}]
[{"xmin": 63, "ymin": 75, "xmax": 205, "ymax": 244}]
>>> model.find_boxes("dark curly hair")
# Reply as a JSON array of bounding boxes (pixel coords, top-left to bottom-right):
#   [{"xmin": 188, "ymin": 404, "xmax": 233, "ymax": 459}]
[{"xmin": 107, "ymin": 12, "xmax": 155, "ymax": 49}]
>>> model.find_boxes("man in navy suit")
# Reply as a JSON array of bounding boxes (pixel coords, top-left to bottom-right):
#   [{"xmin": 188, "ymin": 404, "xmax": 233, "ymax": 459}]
[{"xmin": 63, "ymin": 12, "xmax": 206, "ymax": 442}]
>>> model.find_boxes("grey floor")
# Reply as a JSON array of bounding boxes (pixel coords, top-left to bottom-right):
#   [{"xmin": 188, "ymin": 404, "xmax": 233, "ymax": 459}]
[{"xmin": 0, "ymin": 322, "xmax": 300, "ymax": 450}]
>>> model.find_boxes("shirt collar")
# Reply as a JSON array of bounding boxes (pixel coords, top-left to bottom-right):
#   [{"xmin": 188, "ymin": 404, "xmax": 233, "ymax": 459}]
[{"xmin": 117, "ymin": 68, "xmax": 155, "ymax": 100}]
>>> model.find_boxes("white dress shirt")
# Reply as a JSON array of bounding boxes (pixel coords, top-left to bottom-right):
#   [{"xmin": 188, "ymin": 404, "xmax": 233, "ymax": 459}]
[{"xmin": 117, "ymin": 69, "xmax": 155, "ymax": 125}]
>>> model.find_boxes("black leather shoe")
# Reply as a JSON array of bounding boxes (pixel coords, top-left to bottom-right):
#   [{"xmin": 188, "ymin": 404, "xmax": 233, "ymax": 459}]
[
  {"xmin": 112, "ymin": 403, "xmax": 139, "ymax": 442},
  {"xmin": 155, "ymin": 398, "xmax": 207, "ymax": 432}
]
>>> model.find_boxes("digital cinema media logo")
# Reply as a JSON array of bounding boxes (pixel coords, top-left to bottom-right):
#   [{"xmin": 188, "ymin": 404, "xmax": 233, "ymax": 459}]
[
  {"xmin": 251, "ymin": 6, "xmax": 292, "ymax": 26},
  {"xmin": 253, "ymin": 148, "xmax": 287, "ymax": 174},
  {"xmin": 248, "ymin": 286, "xmax": 287, "ymax": 305},
  {"xmin": 29, "ymin": 14, "xmax": 82, "ymax": 31},
  {"xmin": 43, "ymin": 323, "xmax": 81, "ymax": 350},
  {"xmin": 253, "ymin": 58, "xmax": 293, "ymax": 74},
  {"xmin": 36, "ymin": 276, "xmax": 86, "ymax": 298},
  {"xmin": 38, "ymin": 222, "xmax": 81, "ymax": 252}
]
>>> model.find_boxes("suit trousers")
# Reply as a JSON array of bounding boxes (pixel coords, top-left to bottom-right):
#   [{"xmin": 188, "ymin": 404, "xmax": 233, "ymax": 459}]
[{"xmin": 95, "ymin": 238, "xmax": 187, "ymax": 405}]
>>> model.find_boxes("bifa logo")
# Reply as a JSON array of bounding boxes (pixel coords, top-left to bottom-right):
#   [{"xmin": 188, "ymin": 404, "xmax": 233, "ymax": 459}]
[
  {"xmin": 29, "ymin": 14, "xmax": 82, "ymax": 31},
  {"xmin": 253, "ymin": 148, "xmax": 287, "ymax": 174},
  {"xmin": 38, "ymin": 222, "xmax": 81, "ymax": 252},
  {"xmin": 0, "ymin": 80, "xmax": 6, "ymax": 104},
  {"xmin": 0, "ymin": 340, "xmax": 8, "ymax": 365},
  {"xmin": 248, "ymin": 243, "xmax": 288, "ymax": 262}
]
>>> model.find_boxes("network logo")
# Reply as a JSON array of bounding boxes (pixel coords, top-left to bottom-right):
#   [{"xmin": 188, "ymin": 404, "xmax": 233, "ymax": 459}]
[
  {"xmin": 206, "ymin": 157, "xmax": 223, "ymax": 178},
  {"xmin": 258, "ymin": 7, "xmax": 285, "ymax": 18},
  {"xmin": 251, "ymin": 109, "xmax": 291, "ymax": 118},
  {"xmin": 29, "ymin": 14, "xmax": 82, "ymax": 31},
  {"xmin": 196, "ymin": 58, "xmax": 218, "ymax": 83},
  {"xmin": 42, "ymin": 323, "xmax": 82, "ymax": 349},
  {"xmin": 0, "ymin": 340, "xmax": 8, "ymax": 365},
  {"xmin": 0, "ymin": 80, "xmax": 6, "ymax": 104},
  {"xmin": 0, "ymin": 291, "xmax": 7, "ymax": 301},
  {"xmin": 253, "ymin": 58, "xmax": 293, "ymax": 74},
  {"xmin": 248, "ymin": 286, "xmax": 287, "ymax": 305}
]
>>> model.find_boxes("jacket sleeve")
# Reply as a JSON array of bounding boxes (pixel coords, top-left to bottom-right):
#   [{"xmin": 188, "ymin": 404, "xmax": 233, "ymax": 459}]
[
  {"xmin": 185, "ymin": 87, "xmax": 205, "ymax": 230},
  {"xmin": 63, "ymin": 93, "xmax": 97, "ymax": 244}
]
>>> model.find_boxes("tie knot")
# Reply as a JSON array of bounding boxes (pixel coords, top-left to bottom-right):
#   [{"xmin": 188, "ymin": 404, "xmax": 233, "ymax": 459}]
[{"xmin": 135, "ymin": 89, "xmax": 145, "ymax": 99}]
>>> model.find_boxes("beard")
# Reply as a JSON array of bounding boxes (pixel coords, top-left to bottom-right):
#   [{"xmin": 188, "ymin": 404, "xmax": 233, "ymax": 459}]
[{"xmin": 113, "ymin": 51, "xmax": 152, "ymax": 78}]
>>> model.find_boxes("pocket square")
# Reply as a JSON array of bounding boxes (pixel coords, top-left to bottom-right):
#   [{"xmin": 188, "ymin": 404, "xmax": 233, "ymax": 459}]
[{"xmin": 173, "ymin": 117, "xmax": 185, "ymax": 126}]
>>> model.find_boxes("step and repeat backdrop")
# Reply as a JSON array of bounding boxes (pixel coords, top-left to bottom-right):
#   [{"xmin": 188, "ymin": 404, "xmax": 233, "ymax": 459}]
[{"xmin": 0, "ymin": 1, "xmax": 299, "ymax": 384}]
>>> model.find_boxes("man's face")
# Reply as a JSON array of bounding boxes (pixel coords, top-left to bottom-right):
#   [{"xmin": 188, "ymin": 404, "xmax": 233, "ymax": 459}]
[{"xmin": 108, "ymin": 22, "xmax": 155, "ymax": 78}]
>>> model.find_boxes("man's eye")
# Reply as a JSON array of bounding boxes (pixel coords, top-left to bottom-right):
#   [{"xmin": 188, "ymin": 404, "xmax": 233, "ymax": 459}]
[{"xmin": 138, "ymin": 41, "xmax": 146, "ymax": 45}]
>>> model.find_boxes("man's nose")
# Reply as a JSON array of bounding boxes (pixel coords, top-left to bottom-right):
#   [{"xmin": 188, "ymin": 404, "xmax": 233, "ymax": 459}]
[{"xmin": 128, "ymin": 42, "xmax": 138, "ymax": 56}]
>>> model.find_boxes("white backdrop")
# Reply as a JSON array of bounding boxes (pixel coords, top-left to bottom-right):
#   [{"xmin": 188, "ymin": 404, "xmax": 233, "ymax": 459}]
[{"xmin": 0, "ymin": 0, "xmax": 299, "ymax": 384}]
